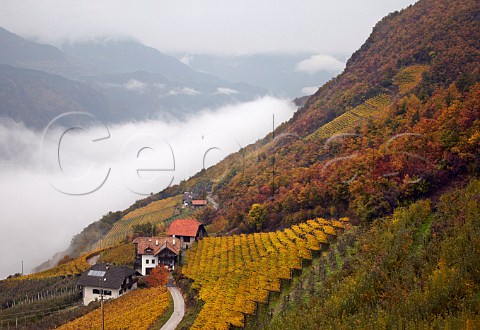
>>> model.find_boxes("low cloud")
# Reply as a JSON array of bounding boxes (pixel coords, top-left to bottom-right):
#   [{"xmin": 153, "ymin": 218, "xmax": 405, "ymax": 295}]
[
  {"xmin": 167, "ymin": 87, "xmax": 202, "ymax": 96},
  {"xmin": 214, "ymin": 87, "xmax": 239, "ymax": 95},
  {"xmin": 295, "ymin": 54, "xmax": 345, "ymax": 74},
  {"xmin": 124, "ymin": 79, "xmax": 147, "ymax": 93},
  {"xmin": 179, "ymin": 53, "xmax": 194, "ymax": 66},
  {"xmin": 301, "ymin": 86, "xmax": 319, "ymax": 95},
  {"xmin": 0, "ymin": 96, "xmax": 295, "ymax": 279}
]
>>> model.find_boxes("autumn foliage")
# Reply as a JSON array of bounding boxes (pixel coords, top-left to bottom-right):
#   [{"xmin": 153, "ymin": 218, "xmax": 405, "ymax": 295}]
[
  {"xmin": 182, "ymin": 217, "xmax": 349, "ymax": 329},
  {"xmin": 146, "ymin": 265, "xmax": 169, "ymax": 287},
  {"xmin": 59, "ymin": 286, "xmax": 170, "ymax": 330}
]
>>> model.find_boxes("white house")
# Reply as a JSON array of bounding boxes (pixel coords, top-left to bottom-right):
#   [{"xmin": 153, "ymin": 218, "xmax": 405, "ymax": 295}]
[
  {"xmin": 133, "ymin": 236, "xmax": 180, "ymax": 275},
  {"xmin": 77, "ymin": 263, "xmax": 138, "ymax": 306}
]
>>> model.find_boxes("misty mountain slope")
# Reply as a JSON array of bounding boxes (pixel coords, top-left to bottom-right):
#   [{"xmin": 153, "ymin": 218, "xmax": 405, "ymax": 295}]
[
  {"xmin": 62, "ymin": 39, "xmax": 198, "ymax": 79},
  {"xmin": 0, "ymin": 28, "xmax": 268, "ymax": 127},
  {"xmin": 0, "ymin": 65, "xmax": 111, "ymax": 128},
  {"xmin": 0, "ymin": 26, "xmax": 98, "ymax": 79},
  {"xmin": 61, "ymin": 39, "xmax": 267, "ymax": 97},
  {"xmin": 0, "ymin": 27, "xmax": 67, "ymax": 67},
  {"xmin": 181, "ymin": 53, "xmax": 345, "ymax": 98},
  {"xmin": 87, "ymin": 70, "xmax": 267, "ymax": 121}
]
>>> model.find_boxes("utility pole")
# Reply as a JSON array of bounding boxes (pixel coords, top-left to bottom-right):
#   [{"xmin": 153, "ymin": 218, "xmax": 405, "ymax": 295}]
[
  {"xmin": 21, "ymin": 260, "xmax": 23, "ymax": 276},
  {"xmin": 100, "ymin": 275, "xmax": 105, "ymax": 330},
  {"xmin": 272, "ymin": 114, "xmax": 275, "ymax": 199}
]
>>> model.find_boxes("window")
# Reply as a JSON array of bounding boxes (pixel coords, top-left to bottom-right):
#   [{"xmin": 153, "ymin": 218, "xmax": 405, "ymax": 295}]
[
  {"xmin": 93, "ymin": 289, "xmax": 112, "ymax": 296},
  {"xmin": 152, "ymin": 259, "xmax": 156, "ymax": 264},
  {"xmin": 146, "ymin": 259, "xmax": 149, "ymax": 264},
  {"xmin": 184, "ymin": 236, "xmax": 190, "ymax": 243}
]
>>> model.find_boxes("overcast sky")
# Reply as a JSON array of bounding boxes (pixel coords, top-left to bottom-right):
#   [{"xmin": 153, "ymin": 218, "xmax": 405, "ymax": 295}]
[{"xmin": 0, "ymin": 0, "xmax": 417, "ymax": 55}]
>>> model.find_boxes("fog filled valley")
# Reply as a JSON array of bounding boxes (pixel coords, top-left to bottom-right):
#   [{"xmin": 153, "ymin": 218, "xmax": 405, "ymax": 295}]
[{"xmin": 0, "ymin": 96, "xmax": 295, "ymax": 278}]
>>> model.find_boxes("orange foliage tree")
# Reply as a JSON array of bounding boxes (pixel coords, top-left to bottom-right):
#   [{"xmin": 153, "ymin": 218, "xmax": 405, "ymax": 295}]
[{"xmin": 146, "ymin": 266, "xmax": 169, "ymax": 287}]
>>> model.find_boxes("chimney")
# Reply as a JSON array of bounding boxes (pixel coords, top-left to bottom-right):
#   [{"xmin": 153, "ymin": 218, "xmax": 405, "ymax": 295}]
[
  {"xmin": 173, "ymin": 238, "xmax": 176, "ymax": 245},
  {"xmin": 155, "ymin": 239, "xmax": 158, "ymax": 246}
]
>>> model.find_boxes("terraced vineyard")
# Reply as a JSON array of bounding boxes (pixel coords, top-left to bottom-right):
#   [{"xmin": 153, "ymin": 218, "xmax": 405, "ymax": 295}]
[
  {"xmin": 58, "ymin": 286, "xmax": 171, "ymax": 329},
  {"xmin": 306, "ymin": 94, "xmax": 391, "ymax": 141},
  {"xmin": 17, "ymin": 250, "xmax": 103, "ymax": 280},
  {"xmin": 93, "ymin": 195, "xmax": 182, "ymax": 249},
  {"xmin": 393, "ymin": 65, "xmax": 429, "ymax": 94},
  {"xmin": 182, "ymin": 217, "xmax": 350, "ymax": 329},
  {"xmin": 0, "ymin": 276, "xmax": 80, "ymax": 328},
  {"xmin": 97, "ymin": 242, "xmax": 135, "ymax": 266},
  {"xmin": 15, "ymin": 244, "xmax": 131, "ymax": 280}
]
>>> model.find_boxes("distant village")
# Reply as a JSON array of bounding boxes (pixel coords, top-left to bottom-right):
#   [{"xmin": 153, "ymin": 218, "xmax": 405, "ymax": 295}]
[{"xmin": 77, "ymin": 192, "xmax": 208, "ymax": 306}]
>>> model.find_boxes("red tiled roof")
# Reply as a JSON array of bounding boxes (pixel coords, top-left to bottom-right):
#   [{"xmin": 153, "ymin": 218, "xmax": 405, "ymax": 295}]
[
  {"xmin": 167, "ymin": 218, "xmax": 202, "ymax": 237},
  {"xmin": 133, "ymin": 236, "xmax": 180, "ymax": 255},
  {"xmin": 192, "ymin": 200, "xmax": 207, "ymax": 206}
]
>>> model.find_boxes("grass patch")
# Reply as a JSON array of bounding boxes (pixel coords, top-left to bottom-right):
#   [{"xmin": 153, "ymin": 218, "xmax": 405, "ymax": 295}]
[
  {"xmin": 176, "ymin": 299, "xmax": 204, "ymax": 330},
  {"xmin": 152, "ymin": 291, "xmax": 174, "ymax": 329}
]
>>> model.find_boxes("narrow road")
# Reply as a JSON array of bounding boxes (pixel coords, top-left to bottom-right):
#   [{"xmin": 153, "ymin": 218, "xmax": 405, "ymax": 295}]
[
  {"xmin": 161, "ymin": 280, "xmax": 185, "ymax": 330},
  {"xmin": 206, "ymin": 193, "xmax": 219, "ymax": 210},
  {"xmin": 87, "ymin": 255, "xmax": 100, "ymax": 266}
]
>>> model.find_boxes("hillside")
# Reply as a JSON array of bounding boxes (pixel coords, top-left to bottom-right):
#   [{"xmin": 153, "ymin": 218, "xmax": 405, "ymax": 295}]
[
  {"xmin": 92, "ymin": 195, "xmax": 183, "ymax": 250},
  {"xmin": 173, "ymin": 0, "xmax": 480, "ymax": 326},
  {"xmin": 0, "ymin": 27, "xmax": 79, "ymax": 76},
  {"xmin": 290, "ymin": 0, "xmax": 480, "ymax": 135},
  {"xmin": 248, "ymin": 179, "xmax": 480, "ymax": 328},
  {"xmin": 189, "ymin": 0, "xmax": 480, "ymax": 232},
  {"xmin": 0, "ymin": 64, "xmax": 112, "ymax": 127}
]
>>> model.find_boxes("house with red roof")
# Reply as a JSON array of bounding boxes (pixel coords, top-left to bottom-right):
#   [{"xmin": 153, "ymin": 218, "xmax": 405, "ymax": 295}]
[
  {"xmin": 133, "ymin": 236, "xmax": 181, "ymax": 275},
  {"xmin": 132, "ymin": 219, "xmax": 207, "ymax": 275},
  {"xmin": 191, "ymin": 199, "xmax": 207, "ymax": 207},
  {"xmin": 167, "ymin": 218, "xmax": 207, "ymax": 249}
]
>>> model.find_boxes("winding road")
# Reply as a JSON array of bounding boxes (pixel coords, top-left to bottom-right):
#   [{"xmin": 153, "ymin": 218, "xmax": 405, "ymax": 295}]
[
  {"xmin": 207, "ymin": 193, "xmax": 219, "ymax": 210},
  {"xmin": 161, "ymin": 281, "xmax": 185, "ymax": 330}
]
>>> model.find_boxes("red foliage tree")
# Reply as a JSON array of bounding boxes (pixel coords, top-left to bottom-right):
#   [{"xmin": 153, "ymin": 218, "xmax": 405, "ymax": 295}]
[{"xmin": 146, "ymin": 266, "xmax": 169, "ymax": 287}]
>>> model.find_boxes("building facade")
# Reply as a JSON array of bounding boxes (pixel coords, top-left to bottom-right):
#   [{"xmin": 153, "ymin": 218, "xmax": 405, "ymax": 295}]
[
  {"xmin": 77, "ymin": 263, "xmax": 138, "ymax": 306},
  {"xmin": 166, "ymin": 218, "xmax": 207, "ymax": 249},
  {"xmin": 133, "ymin": 237, "xmax": 180, "ymax": 275}
]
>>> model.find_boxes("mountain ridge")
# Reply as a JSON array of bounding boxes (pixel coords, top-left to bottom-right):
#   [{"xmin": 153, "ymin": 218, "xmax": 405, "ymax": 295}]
[{"xmin": 0, "ymin": 27, "xmax": 268, "ymax": 128}]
